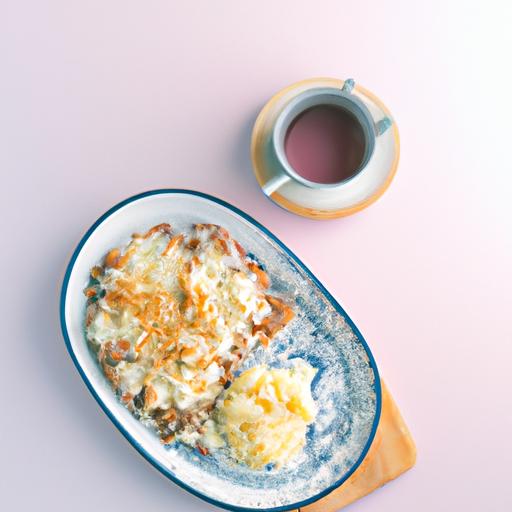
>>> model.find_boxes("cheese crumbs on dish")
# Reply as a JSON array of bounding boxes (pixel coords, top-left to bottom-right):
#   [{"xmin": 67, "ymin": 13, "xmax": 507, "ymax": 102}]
[
  {"xmin": 84, "ymin": 223, "xmax": 294, "ymax": 446},
  {"xmin": 211, "ymin": 361, "xmax": 317, "ymax": 469}
]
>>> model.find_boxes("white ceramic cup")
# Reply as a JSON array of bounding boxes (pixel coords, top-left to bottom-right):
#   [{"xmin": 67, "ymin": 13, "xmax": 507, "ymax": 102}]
[
  {"xmin": 263, "ymin": 80, "xmax": 391, "ymax": 195},
  {"xmin": 251, "ymin": 78, "xmax": 399, "ymax": 219}
]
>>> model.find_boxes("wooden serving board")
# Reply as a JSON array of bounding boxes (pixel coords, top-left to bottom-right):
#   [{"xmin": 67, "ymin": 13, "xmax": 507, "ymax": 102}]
[{"xmin": 295, "ymin": 381, "xmax": 416, "ymax": 512}]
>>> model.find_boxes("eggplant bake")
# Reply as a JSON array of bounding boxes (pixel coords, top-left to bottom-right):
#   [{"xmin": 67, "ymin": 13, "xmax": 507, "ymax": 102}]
[{"xmin": 84, "ymin": 223, "xmax": 295, "ymax": 452}]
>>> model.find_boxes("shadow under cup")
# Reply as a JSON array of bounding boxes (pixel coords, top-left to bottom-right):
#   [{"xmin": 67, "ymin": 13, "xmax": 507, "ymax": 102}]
[{"xmin": 273, "ymin": 91, "xmax": 376, "ymax": 187}]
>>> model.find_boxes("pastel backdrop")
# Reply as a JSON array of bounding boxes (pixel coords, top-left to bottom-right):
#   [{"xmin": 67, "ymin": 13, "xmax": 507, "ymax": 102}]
[{"xmin": 1, "ymin": 1, "xmax": 511, "ymax": 511}]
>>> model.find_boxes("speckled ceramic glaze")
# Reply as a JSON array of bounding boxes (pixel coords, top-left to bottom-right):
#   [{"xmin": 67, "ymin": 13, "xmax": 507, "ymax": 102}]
[{"xmin": 60, "ymin": 190, "xmax": 381, "ymax": 511}]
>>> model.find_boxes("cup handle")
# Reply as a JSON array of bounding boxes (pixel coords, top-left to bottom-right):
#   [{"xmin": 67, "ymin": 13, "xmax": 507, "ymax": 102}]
[
  {"xmin": 375, "ymin": 117, "xmax": 393, "ymax": 136},
  {"xmin": 342, "ymin": 78, "xmax": 393, "ymax": 137},
  {"xmin": 341, "ymin": 78, "xmax": 355, "ymax": 94},
  {"xmin": 261, "ymin": 174, "xmax": 291, "ymax": 196}
]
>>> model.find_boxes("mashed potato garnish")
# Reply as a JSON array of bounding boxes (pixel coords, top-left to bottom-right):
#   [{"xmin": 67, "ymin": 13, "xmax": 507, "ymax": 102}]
[
  {"xmin": 84, "ymin": 223, "xmax": 294, "ymax": 446},
  {"xmin": 211, "ymin": 361, "xmax": 317, "ymax": 469}
]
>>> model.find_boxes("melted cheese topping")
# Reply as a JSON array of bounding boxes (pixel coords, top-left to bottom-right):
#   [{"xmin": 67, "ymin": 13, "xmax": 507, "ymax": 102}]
[
  {"xmin": 85, "ymin": 224, "xmax": 291, "ymax": 443},
  {"xmin": 212, "ymin": 361, "xmax": 317, "ymax": 469}
]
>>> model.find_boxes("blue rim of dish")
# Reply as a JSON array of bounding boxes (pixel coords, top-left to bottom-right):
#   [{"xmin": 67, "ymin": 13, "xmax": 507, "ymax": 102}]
[{"xmin": 59, "ymin": 189, "xmax": 382, "ymax": 512}]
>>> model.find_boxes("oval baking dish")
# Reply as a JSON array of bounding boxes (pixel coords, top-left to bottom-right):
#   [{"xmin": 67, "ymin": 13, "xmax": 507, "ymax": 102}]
[{"xmin": 60, "ymin": 189, "xmax": 381, "ymax": 512}]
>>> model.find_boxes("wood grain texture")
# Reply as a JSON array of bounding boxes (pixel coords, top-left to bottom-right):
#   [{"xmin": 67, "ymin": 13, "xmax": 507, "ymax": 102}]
[{"xmin": 296, "ymin": 380, "xmax": 416, "ymax": 512}]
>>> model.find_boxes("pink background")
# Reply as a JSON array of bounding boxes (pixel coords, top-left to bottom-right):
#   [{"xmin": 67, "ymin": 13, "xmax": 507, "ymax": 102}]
[{"xmin": 1, "ymin": 1, "xmax": 511, "ymax": 511}]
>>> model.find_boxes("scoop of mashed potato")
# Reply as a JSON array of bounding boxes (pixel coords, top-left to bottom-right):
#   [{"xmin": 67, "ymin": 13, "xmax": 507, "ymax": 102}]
[{"xmin": 213, "ymin": 361, "xmax": 317, "ymax": 469}]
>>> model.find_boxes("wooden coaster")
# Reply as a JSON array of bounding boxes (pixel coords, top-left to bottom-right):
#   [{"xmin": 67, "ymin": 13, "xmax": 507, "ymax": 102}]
[{"xmin": 296, "ymin": 381, "xmax": 416, "ymax": 512}]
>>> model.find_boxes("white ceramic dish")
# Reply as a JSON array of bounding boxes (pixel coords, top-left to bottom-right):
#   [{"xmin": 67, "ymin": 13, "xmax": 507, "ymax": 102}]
[{"xmin": 60, "ymin": 189, "xmax": 381, "ymax": 511}]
